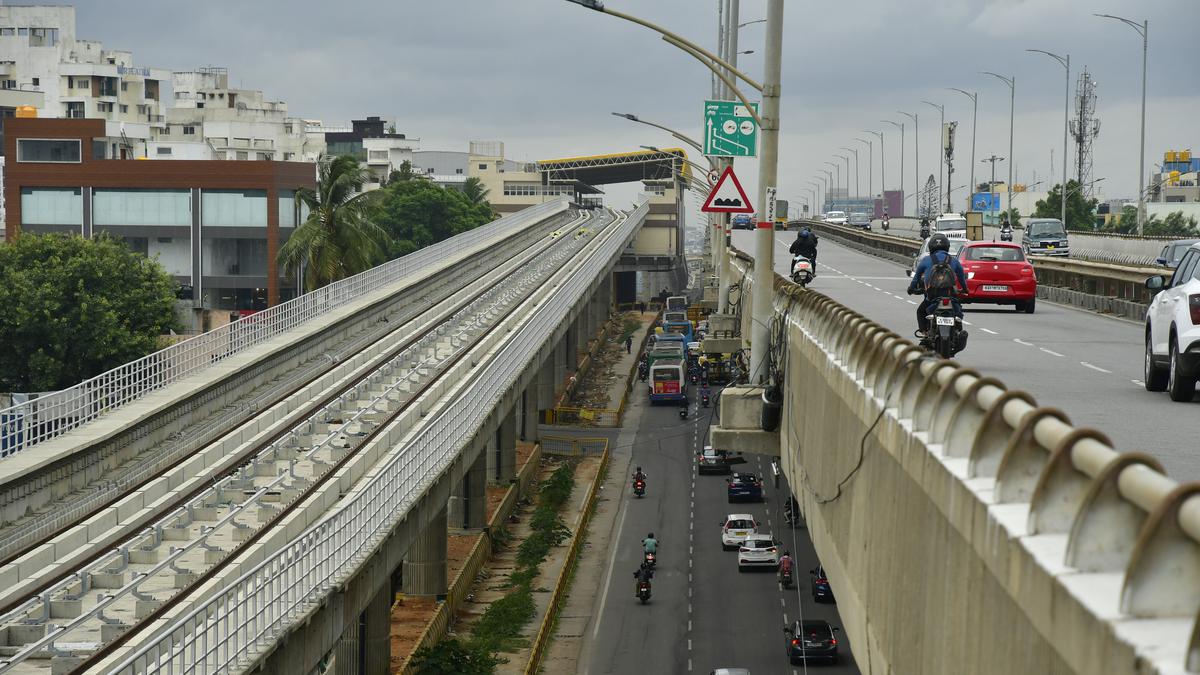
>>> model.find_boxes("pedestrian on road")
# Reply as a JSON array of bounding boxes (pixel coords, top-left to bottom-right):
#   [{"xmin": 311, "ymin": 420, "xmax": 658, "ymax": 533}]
[{"xmin": 625, "ymin": 336, "xmax": 633, "ymax": 354}]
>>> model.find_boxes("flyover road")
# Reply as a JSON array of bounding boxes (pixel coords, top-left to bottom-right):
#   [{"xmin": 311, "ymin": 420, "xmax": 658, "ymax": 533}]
[
  {"xmin": 581, "ymin": 390, "xmax": 860, "ymax": 675},
  {"xmin": 733, "ymin": 230, "xmax": 1200, "ymax": 479}
]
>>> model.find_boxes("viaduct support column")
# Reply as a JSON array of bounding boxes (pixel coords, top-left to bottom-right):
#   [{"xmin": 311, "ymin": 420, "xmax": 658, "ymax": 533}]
[
  {"xmin": 565, "ymin": 328, "xmax": 579, "ymax": 377},
  {"xmin": 464, "ymin": 448, "xmax": 487, "ymax": 529},
  {"xmin": 362, "ymin": 584, "xmax": 392, "ymax": 674},
  {"xmin": 401, "ymin": 505, "xmax": 447, "ymax": 596},
  {"xmin": 538, "ymin": 355, "xmax": 556, "ymax": 413},
  {"xmin": 496, "ymin": 408, "xmax": 518, "ymax": 483}
]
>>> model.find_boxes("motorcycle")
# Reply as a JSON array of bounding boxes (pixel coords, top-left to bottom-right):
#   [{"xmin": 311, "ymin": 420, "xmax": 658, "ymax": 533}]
[
  {"xmin": 919, "ymin": 225, "xmax": 931, "ymax": 239},
  {"xmin": 636, "ymin": 579, "xmax": 652, "ymax": 604},
  {"xmin": 644, "ymin": 550, "xmax": 657, "ymax": 569},
  {"xmin": 790, "ymin": 255, "xmax": 815, "ymax": 287},
  {"xmin": 1000, "ymin": 226, "xmax": 1014, "ymax": 242},
  {"xmin": 679, "ymin": 405, "xmax": 688, "ymax": 420},
  {"xmin": 882, "ymin": 217, "xmax": 890, "ymax": 232},
  {"xmin": 633, "ymin": 478, "xmax": 646, "ymax": 498},
  {"xmin": 923, "ymin": 296, "xmax": 968, "ymax": 358},
  {"xmin": 701, "ymin": 390, "xmax": 710, "ymax": 407},
  {"xmin": 638, "ymin": 362, "xmax": 648, "ymax": 381},
  {"xmin": 779, "ymin": 562, "xmax": 794, "ymax": 588}
]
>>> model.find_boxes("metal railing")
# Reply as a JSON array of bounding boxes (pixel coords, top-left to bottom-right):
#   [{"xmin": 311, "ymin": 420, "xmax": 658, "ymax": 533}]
[
  {"xmin": 0, "ymin": 200, "xmax": 569, "ymax": 459},
  {"xmin": 112, "ymin": 202, "xmax": 647, "ymax": 674}
]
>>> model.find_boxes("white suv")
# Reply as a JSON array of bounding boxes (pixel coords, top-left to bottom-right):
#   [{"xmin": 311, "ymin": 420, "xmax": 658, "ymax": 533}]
[
  {"xmin": 1145, "ymin": 243, "xmax": 1200, "ymax": 401},
  {"xmin": 720, "ymin": 514, "xmax": 758, "ymax": 550},
  {"xmin": 824, "ymin": 211, "xmax": 848, "ymax": 225}
]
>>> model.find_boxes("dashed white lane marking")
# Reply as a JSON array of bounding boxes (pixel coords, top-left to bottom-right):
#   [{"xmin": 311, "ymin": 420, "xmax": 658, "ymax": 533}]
[
  {"xmin": 1013, "ymin": 338, "xmax": 1035, "ymax": 347},
  {"xmin": 1132, "ymin": 379, "xmax": 1145, "ymax": 387},
  {"xmin": 906, "ymin": 300, "xmax": 919, "ymax": 305},
  {"xmin": 1040, "ymin": 348, "xmax": 1064, "ymax": 357},
  {"xmin": 962, "ymin": 320, "xmax": 972, "ymax": 326},
  {"xmin": 1081, "ymin": 361, "xmax": 1113, "ymax": 374},
  {"xmin": 981, "ymin": 328, "xmax": 998, "ymax": 335}
]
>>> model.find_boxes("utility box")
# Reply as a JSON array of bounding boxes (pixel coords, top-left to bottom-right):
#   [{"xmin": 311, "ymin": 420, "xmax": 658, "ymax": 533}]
[{"xmin": 966, "ymin": 211, "xmax": 984, "ymax": 241}]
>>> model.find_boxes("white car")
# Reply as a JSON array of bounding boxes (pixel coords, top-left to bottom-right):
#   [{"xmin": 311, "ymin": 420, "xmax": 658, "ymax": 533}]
[
  {"xmin": 1145, "ymin": 243, "xmax": 1200, "ymax": 401},
  {"xmin": 824, "ymin": 210, "xmax": 848, "ymax": 225},
  {"xmin": 720, "ymin": 513, "xmax": 758, "ymax": 550},
  {"xmin": 934, "ymin": 213, "xmax": 968, "ymax": 240},
  {"xmin": 736, "ymin": 533, "xmax": 779, "ymax": 571}
]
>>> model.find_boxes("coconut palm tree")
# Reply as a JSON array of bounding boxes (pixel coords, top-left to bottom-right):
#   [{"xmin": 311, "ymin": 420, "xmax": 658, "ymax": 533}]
[
  {"xmin": 278, "ymin": 155, "xmax": 389, "ymax": 292},
  {"xmin": 461, "ymin": 176, "xmax": 490, "ymax": 206}
]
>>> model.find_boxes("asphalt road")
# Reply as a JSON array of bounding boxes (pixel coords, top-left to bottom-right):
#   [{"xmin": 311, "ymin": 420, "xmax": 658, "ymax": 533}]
[
  {"xmin": 734, "ymin": 230, "xmax": 1200, "ymax": 479},
  {"xmin": 583, "ymin": 391, "xmax": 860, "ymax": 675}
]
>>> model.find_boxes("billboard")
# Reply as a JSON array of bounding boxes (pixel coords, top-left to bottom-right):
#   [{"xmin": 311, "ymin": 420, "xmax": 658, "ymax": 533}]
[{"xmin": 972, "ymin": 192, "xmax": 1000, "ymax": 212}]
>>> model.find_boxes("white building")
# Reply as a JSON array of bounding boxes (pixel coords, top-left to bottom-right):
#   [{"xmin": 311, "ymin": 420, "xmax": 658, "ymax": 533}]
[
  {"xmin": 0, "ymin": 5, "xmax": 169, "ymax": 126},
  {"xmin": 412, "ymin": 150, "xmax": 470, "ymax": 189}
]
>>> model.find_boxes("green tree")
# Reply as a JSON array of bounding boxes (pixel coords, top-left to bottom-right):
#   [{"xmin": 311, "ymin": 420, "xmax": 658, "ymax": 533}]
[
  {"xmin": 1003, "ymin": 207, "xmax": 1021, "ymax": 227},
  {"xmin": 372, "ymin": 178, "xmax": 495, "ymax": 259},
  {"xmin": 278, "ymin": 155, "xmax": 389, "ymax": 292},
  {"xmin": 461, "ymin": 176, "xmax": 490, "ymax": 206},
  {"xmin": 1034, "ymin": 180, "xmax": 1098, "ymax": 231},
  {"xmin": 0, "ymin": 233, "xmax": 180, "ymax": 392},
  {"xmin": 408, "ymin": 638, "xmax": 499, "ymax": 675},
  {"xmin": 1145, "ymin": 211, "xmax": 1200, "ymax": 237}
]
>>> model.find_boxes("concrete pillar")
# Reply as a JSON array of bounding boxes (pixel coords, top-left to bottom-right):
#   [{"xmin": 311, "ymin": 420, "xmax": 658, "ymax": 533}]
[
  {"xmin": 538, "ymin": 356, "xmax": 556, "ymax": 410},
  {"xmin": 497, "ymin": 409, "xmax": 518, "ymax": 483},
  {"xmin": 401, "ymin": 506, "xmax": 447, "ymax": 596},
  {"xmin": 464, "ymin": 449, "xmax": 487, "ymax": 529},
  {"xmin": 333, "ymin": 615, "xmax": 362, "ymax": 675},
  {"xmin": 363, "ymin": 585, "xmax": 392, "ymax": 674},
  {"xmin": 521, "ymin": 386, "xmax": 539, "ymax": 442},
  {"xmin": 555, "ymin": 338, "xmax": 568, "ymax": 386},
  {"xmin": 576, "ymin": 314, "xmax": 589, "ymax": 355}
]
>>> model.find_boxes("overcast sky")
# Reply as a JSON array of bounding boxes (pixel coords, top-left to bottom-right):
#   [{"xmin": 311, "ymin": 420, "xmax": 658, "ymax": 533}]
[{"xmin": 74, "ymin": 0, "xmax": 1197, "ymax": 214}]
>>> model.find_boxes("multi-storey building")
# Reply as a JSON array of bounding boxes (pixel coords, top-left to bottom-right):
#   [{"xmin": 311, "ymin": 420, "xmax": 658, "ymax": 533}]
[{"xmin": 318, "ymin": 116, "xmax": 418, "ymax": 189}]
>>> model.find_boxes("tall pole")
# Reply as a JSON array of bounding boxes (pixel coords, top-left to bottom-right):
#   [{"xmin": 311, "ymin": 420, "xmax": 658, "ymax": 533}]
[
  {"xmin": 884, "ymin": 120, "xmax": 904, "ymax": 215},
  {"xmin": 982, "ymin": 155, "xmax": 1005, "ymax": 222},
  {"xmin": 855, "ymin": 138, "xmax": 872, "ymax": 209},
  {"xmin": 922, "ymin": 101, "xmax": 944, "ymax": 211},
  {"xmin": 948, "ymin": 88, "xmax": 977, "ymax": 212},
  {"xmin": 899, "ymin": 111, "xmax": 919, "ymax": 216},
  {"xmin": 1096, "ymin": 15, "xmax": 1149, "ymax": 234},
  {"xmin": 1026, "ymin": 50, "xmax": 1070, "ymax": 227},
  {"xmin": 840, "ymin": 148, "xmax": 859, "ymax": 199},
  {"xmin": 748, "ymin": 0, "xmax": 783, "ymax": 383},
  {"xmin": 819, "ymin": 170, "xmax": 832, "ymax": 212},
  {"xmin": 983, "ymin": 72, "xmax": 1015, "ymax": 224},
  {"xmin": 864, "ymin": 130, "xmax": 884, "ymax": 213},
  {"xmin": 826, "ymin": 161, "xmax": 840, "ymax": 209}
]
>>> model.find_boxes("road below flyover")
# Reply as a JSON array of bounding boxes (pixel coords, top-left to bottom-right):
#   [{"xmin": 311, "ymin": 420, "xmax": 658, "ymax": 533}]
[
  {"xmin": 732, "ymin": 230, "xmax": 1200, "ymax": 479},
  {"xmin": 578, "ymin": 386, "xmax": 860, "ymax": 675}
]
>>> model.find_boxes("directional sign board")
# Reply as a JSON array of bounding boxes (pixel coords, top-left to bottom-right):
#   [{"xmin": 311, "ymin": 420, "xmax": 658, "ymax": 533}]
[
  {"xmin": 701, "ymin": 166, "xmax": 754, "ymax": 213},
  {"xmin": 704, "ymin": 99, "xmax": 759, "ymax": 157}
]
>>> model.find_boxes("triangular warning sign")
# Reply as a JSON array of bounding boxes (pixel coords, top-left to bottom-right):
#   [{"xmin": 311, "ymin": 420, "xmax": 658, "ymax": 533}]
[{"xmin": 701, "ymin": 166, "xmax": 754, "ymax": 214}]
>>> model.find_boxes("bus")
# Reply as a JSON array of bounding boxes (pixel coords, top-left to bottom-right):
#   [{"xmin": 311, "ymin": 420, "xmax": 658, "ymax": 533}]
[
  {"xmin": 649, "ymin": 357, "xmax": 687, "ymax": 402},
  {"xmin": 663, "ymin": 319, "xmax": 694, "ymax": 343},
  {"xmin": 648, "ymin": 333, "xmax": 686, "ymax": 366},
  {"xmin": 666, "ymin": 295, "xmax": 688, "ymax": 312}
]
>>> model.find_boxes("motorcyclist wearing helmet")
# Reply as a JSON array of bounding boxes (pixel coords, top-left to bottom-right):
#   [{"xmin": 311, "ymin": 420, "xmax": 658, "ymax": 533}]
[
  {"xmin": 919, "ymin": 217, "xmax": 931, "ymax": 239},
  {"xmin": 643, "ymin": 532, "xmax": 658, "ymax": 555},
  {"xmin": 633, "ymin": 466, "xmax": 647, "ymax": 482},
  {"xmin": 789, "ymin": 226, "xmax": 819, "ymax": 270},
  {"xmin": 907, "ymin": 233, "xmax": 968, "ymax": 337}
]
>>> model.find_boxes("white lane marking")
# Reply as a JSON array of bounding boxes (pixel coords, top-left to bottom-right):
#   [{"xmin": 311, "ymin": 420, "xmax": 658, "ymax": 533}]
[
  {"xmin": 1132, "ymin": 379, "xmax": 1145, "ymax": 386},
  {"xmin": 591, "ymin": 477, "xmax": 630, "ymax": 640},
  {"xmin": 1040, "ymin": 348, "xmax": 1064, "ymax": 357},
  {"xmin": 962, "ymin": 320, "xmax": 972, "ymax": 326},
  {"xmin": 1081, "ymin": 361, "xmax": 1113, "ymax": 374},
  {"xmin": 981, "ymin": 328, "xmax": 998, "ymax": 335},
  {"xmin": 1014, "ymin": 338, "xmax": 1035, "ymax": 347}
]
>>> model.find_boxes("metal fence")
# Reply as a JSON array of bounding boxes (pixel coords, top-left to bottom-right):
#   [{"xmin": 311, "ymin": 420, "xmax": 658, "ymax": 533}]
[
  {"xmin": 111, "ymin": 202, "xmax": 647, "ymax": 674},
  {"xmin": 0, "ymin": 200, "xmax": 569, "ymax": 459},
  {"xmin": 540, "ymin": 435, "xmax": 610, "ymax": 456}
]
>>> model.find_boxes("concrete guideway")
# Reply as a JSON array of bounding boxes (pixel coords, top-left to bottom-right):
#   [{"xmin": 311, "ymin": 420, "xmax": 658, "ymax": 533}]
[
  {"xmin": 95, "ymin": 203, "xmax": 647, "ymax": 673},
  {"xmin": 0, "ymin": 211, "xmax": 604, "ymax": 674},
  {"xmin": 723, "ymin": 243, "xmax": 1200, "ymax": 673}
]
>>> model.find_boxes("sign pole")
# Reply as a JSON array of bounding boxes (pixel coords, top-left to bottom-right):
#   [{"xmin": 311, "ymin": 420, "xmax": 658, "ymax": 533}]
[{"xmin": 750, "ymin": 0, "xmax": 784, "ymax": 385}]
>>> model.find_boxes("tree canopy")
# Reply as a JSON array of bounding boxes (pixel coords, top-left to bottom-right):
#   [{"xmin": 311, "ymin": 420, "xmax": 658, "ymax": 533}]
[
  {"xmin": 371, "ymin": 171, "xmax": 495, "ymax": 259},
  {"xmin": 0, "ymin": 233, "xmax": 180, "ymax": 392},
  {"xmin": 1033, "ymin": 180, "xmax": 1099, "ymax": 231}
]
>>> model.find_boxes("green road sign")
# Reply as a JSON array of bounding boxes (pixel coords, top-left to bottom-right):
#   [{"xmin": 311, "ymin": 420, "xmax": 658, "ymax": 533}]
[{"xmin": 704, "ymin": 99, "xmax": 759, "ymax": 157}]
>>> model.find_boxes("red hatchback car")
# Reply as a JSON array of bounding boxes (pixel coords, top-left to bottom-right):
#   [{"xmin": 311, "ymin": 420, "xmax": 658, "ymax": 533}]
[{"xmin": 959, "ymin": 242, "xmax": 1038, "ymax": 313}]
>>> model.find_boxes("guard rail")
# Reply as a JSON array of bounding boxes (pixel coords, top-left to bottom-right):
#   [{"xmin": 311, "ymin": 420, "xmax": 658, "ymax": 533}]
[
  {"xmin": 112, "ymin": 202, "xmax": 648, "ymax": 674},
  {"xmin": 0, "ymin": 199, "xmax": 570, "ymax": 458}
]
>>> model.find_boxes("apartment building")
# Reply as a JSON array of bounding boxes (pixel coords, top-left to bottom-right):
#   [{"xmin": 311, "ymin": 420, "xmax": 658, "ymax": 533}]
[
  {"xmin": 318, "ymin": 116, "xmax": 418, "ymax": 189},
  {"xmin": 4, "ymin": 118, "xmax": 316, "ymax": 326}
]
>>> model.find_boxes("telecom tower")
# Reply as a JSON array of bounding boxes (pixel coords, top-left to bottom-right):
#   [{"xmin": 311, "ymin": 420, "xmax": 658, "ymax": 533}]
[{"xmin": 1070, "ymin": 68, "xmax": 1101, "ymax": 198}]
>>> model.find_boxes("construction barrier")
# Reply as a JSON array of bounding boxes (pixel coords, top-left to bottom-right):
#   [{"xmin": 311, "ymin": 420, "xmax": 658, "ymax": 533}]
[{"xmin": 540, "ymin": 435, "xmax": 609, "ymax": 457}]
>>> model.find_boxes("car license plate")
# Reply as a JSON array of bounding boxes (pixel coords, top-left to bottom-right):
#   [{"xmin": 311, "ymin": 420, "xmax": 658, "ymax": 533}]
[
  {"xmin": 936, "ymin": 316, "xmax": 955, "ymax": 326},
  {"xmin": 982, "ymin": 285, "xmax": 1008, "ymax": 292},
  {"xmin": 1046, "ymin": 244, "xmax": 1055, "ymax": 249}
]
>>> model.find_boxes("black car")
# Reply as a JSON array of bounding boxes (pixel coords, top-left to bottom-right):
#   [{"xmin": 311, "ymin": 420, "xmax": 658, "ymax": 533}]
[
  {"xmin": 1021, "ymin": 218, "xmax": 1070, "ymax": 257},
  {"xmin": 784, "ymin": 620, "xmax": 840, "ymax": 665},
  {"xmin": 1156, "ymin": 239, "xmax": 1200, "ymax": 268},
  {"xmin": 810, "ymin": 566, "xmax": 834, "ymax": 603}
]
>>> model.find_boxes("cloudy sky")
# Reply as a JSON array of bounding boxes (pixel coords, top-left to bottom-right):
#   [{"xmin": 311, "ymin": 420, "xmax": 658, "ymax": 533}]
[{"xmin": 74, "ymin": 0, "xmax": 1198, "ymax": 214}]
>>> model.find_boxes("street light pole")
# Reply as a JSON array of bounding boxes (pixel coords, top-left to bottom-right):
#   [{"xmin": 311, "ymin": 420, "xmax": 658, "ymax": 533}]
[
  {"xmin": 1026, "ymin": 50, "xmax": 1070, "ymax": 228},
  {"xmin": 948, "ymin": 88, "xmax": 977, "ymax": 212},
  {"xmin": 983, "ymin": 72, "xmax": 1015, "ymax": 224},
  {"xmin": 819, "ymin": 170, "xmax": 832, "ymax": 212},
  {"xmin": 825, "ymin": 161, "xmax": 840, "ymax": 210},
  {"xmin": 839, "ymin": 147, "xmax": 859, "ymax": 199},
  {"xmin": 982, "ymin": 154, "xmax": 1006, "ymax": 222},
  {"xmin": 855, "ymin": 138, "xmax": 872, "ymax": 209},
  {"xmin": 863, "ymin": 130, "xmax": 884, "ymax": 214},
  {"xmin": 922, "ymin": 101, "xmax": 944, "ymax": 210},
  {"xmin": 898, "ymin": 110, "xmax": 919, "ymax": 216},
  {"xmin": 883, "ymin": 120, "xmax": 904, "ymax": 215},
  {"xmin": 1096, "ymin": 14, "xmax": 1148, "ymax": 234}
]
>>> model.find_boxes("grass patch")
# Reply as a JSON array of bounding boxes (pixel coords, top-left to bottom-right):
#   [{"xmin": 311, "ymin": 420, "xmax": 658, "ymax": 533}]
[
  {"xmin": 409, "ymin": 462, "xmax": 577, "ymax": 674},
  {"xmin": 620, "ymin": 317, "xmax": 641, "ymax": 342}
]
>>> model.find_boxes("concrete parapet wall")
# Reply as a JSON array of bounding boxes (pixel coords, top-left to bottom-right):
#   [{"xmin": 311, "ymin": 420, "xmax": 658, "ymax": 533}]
[{"xmin": 727, "ymin": 251, "xmax": 1200, "ymax": 674}]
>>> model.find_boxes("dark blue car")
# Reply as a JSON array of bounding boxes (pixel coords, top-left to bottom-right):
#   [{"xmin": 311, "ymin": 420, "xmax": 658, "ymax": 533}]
[{"xmin": 726, "ymin": 472, "xmax": 764, "ymax": 503}]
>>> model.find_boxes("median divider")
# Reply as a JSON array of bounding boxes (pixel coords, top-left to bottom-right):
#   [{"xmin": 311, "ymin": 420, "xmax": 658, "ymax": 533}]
[{"xmin": 523, "ymin": 442, "xmax": 610, "ymax": 674}]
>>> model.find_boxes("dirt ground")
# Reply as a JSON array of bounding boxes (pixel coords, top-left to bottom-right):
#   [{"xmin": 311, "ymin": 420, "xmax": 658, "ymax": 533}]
[
  {"xmin": 388, "ymin": 444, "xmax": 538, "ymax": 672},
  {"xmin": 569, "ymin": 312, "xmax": 640, "ymax": 409}
]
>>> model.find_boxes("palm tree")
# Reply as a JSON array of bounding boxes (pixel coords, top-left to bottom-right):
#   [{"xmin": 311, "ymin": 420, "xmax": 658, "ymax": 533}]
[
  {"xmin": 278, "ymin": 155, "xmax": 389, "ymax": 292},
  {"xmin": 462, "ymin": 176, "xmax": 490, "ymax": 206}
]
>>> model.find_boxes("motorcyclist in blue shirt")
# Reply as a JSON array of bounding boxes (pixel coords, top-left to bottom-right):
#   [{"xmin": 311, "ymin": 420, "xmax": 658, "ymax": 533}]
[{"xmin": 906, "ymin": 233, "xmax": 968, "ymax": 338}]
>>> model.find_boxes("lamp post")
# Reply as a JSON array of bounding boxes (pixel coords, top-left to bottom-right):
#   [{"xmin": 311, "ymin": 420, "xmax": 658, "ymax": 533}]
[
  {"xmin": 819, "ymin": 171, "xmax": 832, "ymax": 212},
  {"xmin": 835, "ymin": 155, "xmax": 851, "ymax": 202},
  {"xmin": 947, "ymin": 88, "xmax": 977, "ymax": 212},
  {"xmin": 839, "ymin": 147, "xmax": 859, "ymax": 200},
  {"xmin": 1026, "ymin": 50, "xmax": 1070, "ymax": 229},
  {"xmin": 612, "ymin": 112, "xmax": 709, "ymax": 161},
  {"xmin": 855, "ymin": 138, "xmax": 873, "ymax": 211},
  {"xmin": 883, "ymin": 120, "xmax": 904, "ymax": 215},
  {"xmin": 808, "ymin": 181, "xmax": 821, "ymax": 216},
  {"xmin": 1095, "ymin": 14, "xmax": 1148, "ymax": 235},
  {"xmin": 898, "ymin": 110, "xmax": 919, "ymax": 216},
  {"xmin": 982, "ymin": 72, "xmax": 1015, "ymax": 224},
  {"xmin": 922, "ymin": 101, "xmax": 944, "ymax": 210},
  {"xmin": 862, "ymin": 130, "xmax": 883, "ymax": 214},
  {"xmin": 981, "ymin": 154, "xmax": 1006, "ymax": 222},
  {"xmin": 825, "ymin": 161, "xmax": 841, "ymax": 211}
]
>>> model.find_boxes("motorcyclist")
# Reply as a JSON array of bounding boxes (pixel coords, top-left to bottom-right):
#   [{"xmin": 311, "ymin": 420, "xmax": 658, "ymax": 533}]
[
  {"xmin": 1000, "ymin": 214, "xmax": 1014, "ymax": 240},
  {"xmin": 643, "ymin": 532, "xmax": 659, "ymax": 555},
  {"xmin": 919, "ymin": 217, "xmax": 931, "ymax": 239},
  {"xmin": 906, "ymin": 233, "xmax": 968, "ymax": 339},
  {"xmin": 789, "ymin": 227, "xmax": 819, "ymax": 271},
  {"xmin": 882, "ymin": 211, "xmax": 890, "ymax": 230},
  {"xmin": 779, "ymin": 550, "xmax": 794, "ymax": 574},
  {"xmin": 633, "ymin": 466, "xmax": 647, "ymax": 483},
  {"xmin": 633, "ymin": 562, "xmax": 654, "ymax": 595}
]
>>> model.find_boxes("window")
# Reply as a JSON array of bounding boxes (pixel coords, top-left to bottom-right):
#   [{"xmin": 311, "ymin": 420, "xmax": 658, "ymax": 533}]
[
  {"xmin": 278, "ymin": 190, "xmax": 297, "ymax": 228},
  {"xmin": 257, "ymin": 152, "xmax": 270, "ymax": 161},
  {"xmin": 196, "ymin": 102, "xmax": 204, "ymax": 109},
  {"xmin": 31, "ymin": 77, "xmax": 38, "ymax": 86},
  {"xmin": 202, "ymin": 189, "xmax": 267, "ymax": 227},
  {"xmin": 368, "ymin": 150, "xmax": 388, "ymax": 161},
  {"xmin": 92, "ymin": 140, "xmax": 106, "ymax": 159},
  {"xmin": 21, "ymin": 187, "xmax": 82, "ymax": 224},
  {"xmin": 1174, "ymin": 252, "xmax": 1199, "ymax": 288},
  {"xmin": 75, "ymin": 77, "xmax": 88, "ymax": 88},
  {"xmin": 120, "ymin": 82, "xmax": 127, "ymax": 91},
  {"xmin": 119, "ymin": 104, "xmax": 128, "ymax": 113},
  {"xmin": 183, "ymin": 126, "xmax": 195, "ymax": 135},
  {"xmin": 0, "ymin": 28, "xmax": 13, "ymax": 36},
  {"xmin": 236, "ymin": 151, "xmax": 248, "ymax": 160},
  {"xmin": 1, "ymin": 80, "xmax": 14, "ymax": 90},
  {"xmin": 17, "ymin": 139, "xmax": 81, "ymax": 162},
  {"xmin": 963, "ymin": 246, "xmax": 1025, "ymax": 262},
  {"xmin": 17, "ymin": 28, "xmax": 27, "ymax": 37},
  {"xmin": 94, "ymin": 189, "xmax": 191, "ymax": 226},
  {"xmin": 455, "ymin": 168, "xmax": 463, "ymax": 175},
  {"xmin": 156, "ymin": 147, "xmax": 172, "ymax": 155},
  {"xmin": 478, "ymin": 163, "xmax": 487, "ymax": 170}
]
